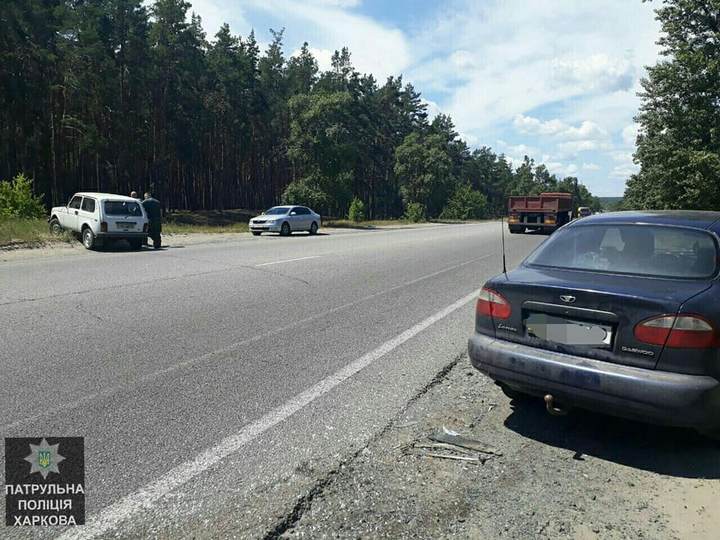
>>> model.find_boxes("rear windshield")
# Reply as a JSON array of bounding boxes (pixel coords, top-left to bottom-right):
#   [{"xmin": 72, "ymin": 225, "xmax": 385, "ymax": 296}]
[
  {"xmin": 525, "ymin": 224, "xmax": 718, "ymax": 279},
  {"xmin": 104, "ymin": 200, "xmax": 142, "ymax": 217}
]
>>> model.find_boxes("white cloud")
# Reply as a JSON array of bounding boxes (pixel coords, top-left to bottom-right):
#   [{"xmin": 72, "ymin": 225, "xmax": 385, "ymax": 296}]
[
  {"xmin": 291, "ymin": 46, "xmax": 333, "ymax": 72},
  {"xmin": 413, "ymin": 1, "xmax": 659, "ymax": 135},
  {"xmin": 186, "ymin": 0, "xmax": 249, "ymax": 36},
  {"xmin": 610, "ymin": 151, "xmax": 634, "ymax": 163},
  {"xmin": 514, "ymin": 115, "xmax": 608, "ymax": 141},
  {"xmin": 582, "ymin": 163, "xmax": 601, "ymax": 171},
  {"xmin": 622, "ymin": 124, "xmax": 639, "ymax": 147},
  {"xmin": 312, "ymin": 0, "xmax": 361, "ymax": 7},
  {"xmin": 497, "ymin": 140, "xmax": 540, "ymax": 162},
  {"xmin": 245, "ymin": 0, "xmax": 410, "ymax": 81},
  {"xmin": 558, "ymin": 140, "xmax": 611, "ymax": 154},
  {"xmin": 423, "ymin": 98, "xmax": 442, "ymax": 121},
  {"xmin": 550, "ymin": 53, "xmax": 635, "ymax": 93},
  {"xmin": 611, "ymin": 164, "xmax": 640, "ymax": 179}
]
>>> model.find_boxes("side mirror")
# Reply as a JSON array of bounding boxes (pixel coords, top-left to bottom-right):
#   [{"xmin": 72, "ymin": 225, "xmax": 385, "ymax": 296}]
[{"xmin": 290, "ymin": 211, "xmax": 297, "ymax": 215}]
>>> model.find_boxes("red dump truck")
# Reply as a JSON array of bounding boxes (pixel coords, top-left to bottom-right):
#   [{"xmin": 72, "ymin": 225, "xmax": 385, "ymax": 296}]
[{"xmin": 507, "ymin": 192, "xmax": 574, "ymax": 234}]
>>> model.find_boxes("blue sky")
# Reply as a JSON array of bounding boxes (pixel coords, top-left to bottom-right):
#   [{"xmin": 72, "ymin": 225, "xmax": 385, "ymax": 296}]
[{"xmin": 187, "ymin": 0, "xmax": 662, "ymax": 197}]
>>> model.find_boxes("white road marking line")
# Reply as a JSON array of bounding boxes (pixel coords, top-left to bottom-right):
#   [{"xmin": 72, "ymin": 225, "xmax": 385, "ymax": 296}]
[
  {"xmin": 59, "ymin": 288, "xmax": 481, "ymax": 539},
  {"xmin": 255, "ymin": 255, "xmax": 321, "ymax": 266},
  {"xmin": 2, "ymin": 254, "xmax": 491, "ymax": 431},
  {"xmin": 2, "ymin": 254, "xmax": 492, "ymax": 432}
]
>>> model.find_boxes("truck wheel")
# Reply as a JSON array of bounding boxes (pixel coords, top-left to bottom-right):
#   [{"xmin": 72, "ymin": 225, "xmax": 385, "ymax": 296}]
[
  {"xmin": 82, "ymin": 228, "xmax": 96, "ymax": 250},
  {"xmin": 49, "ymin": 218, "xmax": 63, "ymax": 235},
  {"xmin": 509, "ymin": 226, "xmax": 523, "ymax": 234}
]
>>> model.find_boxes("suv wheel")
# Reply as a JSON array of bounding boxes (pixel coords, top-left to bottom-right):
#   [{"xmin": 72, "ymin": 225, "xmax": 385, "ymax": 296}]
[
  {"xmin": 82, "ymin": 228, "xmax": 96, "ymax": 250},
  {"xmin": 280, "ymin": 222, "xmax": 291, "ymax": 236},
  {"xmin": 49, "ymin": 218, "xmax": 63, "ymax": 235}
]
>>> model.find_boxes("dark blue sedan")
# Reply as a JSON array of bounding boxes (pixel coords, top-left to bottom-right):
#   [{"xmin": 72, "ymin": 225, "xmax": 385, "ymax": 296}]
[{"xmin": 468, "ymin": 211, "xmax": 720, "ymax": 437}]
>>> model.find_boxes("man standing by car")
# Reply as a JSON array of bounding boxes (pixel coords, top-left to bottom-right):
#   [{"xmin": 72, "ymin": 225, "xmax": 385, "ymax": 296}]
[{"xmin": 142, "ymin": 192, "xmax": 162, "ymax": 249}]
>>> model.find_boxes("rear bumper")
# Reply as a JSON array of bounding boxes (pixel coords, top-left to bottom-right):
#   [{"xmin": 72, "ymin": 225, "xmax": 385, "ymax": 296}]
[
  {"xmin": 468, "ymin": 333, "xmax": 720, "ymax": 430},
  {"xmin": 96, "ymin": 232, "xmax": 147, "ymax": 239}
]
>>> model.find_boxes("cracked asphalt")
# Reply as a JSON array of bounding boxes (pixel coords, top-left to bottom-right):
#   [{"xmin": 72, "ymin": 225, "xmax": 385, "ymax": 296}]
[{"xmin": 1, "ymin": 223, "xmax": 542, "ymax": 538}]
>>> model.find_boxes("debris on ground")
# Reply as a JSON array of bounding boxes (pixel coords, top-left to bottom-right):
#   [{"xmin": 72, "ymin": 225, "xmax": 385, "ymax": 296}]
[{"xmin": 279, "ymin": 353, "xmax": 720, "ymax": 539}]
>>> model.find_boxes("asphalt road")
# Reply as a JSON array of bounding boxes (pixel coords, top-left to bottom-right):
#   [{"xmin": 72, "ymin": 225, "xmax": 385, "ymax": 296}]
[{"xmin": 0, "ymin": 223, "xmax": 543, "ymax": 538}]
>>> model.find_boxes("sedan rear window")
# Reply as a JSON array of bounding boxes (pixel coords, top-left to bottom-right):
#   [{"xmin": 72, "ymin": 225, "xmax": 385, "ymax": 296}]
[
  {"xmin": 525, "ymin": 224, "xmax": 718, "ymax": 279},
  {"xmin": 104, "ymin": 200, "xmax": 142, "ymax": 216}
]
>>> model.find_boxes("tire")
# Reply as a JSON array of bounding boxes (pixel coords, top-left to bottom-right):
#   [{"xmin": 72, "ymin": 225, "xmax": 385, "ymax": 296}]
[
  {"xmin": 252, "ymin": 231, "xmax": 261, "ymax": 236},
  {"xmin": 280, "ymin": 222, "xmax": 291, "ymax": 236},
  {"xmin": 49, "ymin": 217, "xmax": 63, "ymax": 236},
  {"xmin": 129, "ymin": 239, "xmax": 143, "ymax": 250},
  {"xmin": 509, "ymin": 226, "xmax": 523, "ymax": 234},
  {"xmin": 153, "ymin": 235, "xmax": 162, "ymax": 249},
  {"xmin": 309, "ymin": 222, "xmax": 318, "ymax": 235},
  {"xmin": 82, "ymin": 227, "xmax": 96, "ymax": 250}
]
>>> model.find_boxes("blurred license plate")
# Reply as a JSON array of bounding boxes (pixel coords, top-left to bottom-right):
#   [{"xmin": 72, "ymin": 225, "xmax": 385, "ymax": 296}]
[
  {"xmin": 525, "ymin": 312, "xmax": 612, "ymax": 347},
  {"xmin": 118, "ymin": 222, "xmax": 135, "ymax": 230}
]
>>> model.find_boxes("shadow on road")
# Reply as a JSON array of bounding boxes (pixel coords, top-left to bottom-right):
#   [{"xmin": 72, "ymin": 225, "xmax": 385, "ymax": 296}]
[
  {"xmin": 97, "ymin": 241, "xmax": 176, "ymax": 252},
  {"xmin": 503, "ymin": 397, "xmax": 720, "ymax": 479},
  {"xmin": 258, "ymin": 232, "xmax": 331, "ymax": 238}
]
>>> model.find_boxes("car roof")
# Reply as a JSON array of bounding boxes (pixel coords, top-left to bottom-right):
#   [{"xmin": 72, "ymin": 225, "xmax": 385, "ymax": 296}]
[
  {"xmin": 74, "ymin": 192, "xmax": 140, "ymax": 202},
  {"xmin": 570, "ymin": 210, "xmax": 720, "ymax": 230}
]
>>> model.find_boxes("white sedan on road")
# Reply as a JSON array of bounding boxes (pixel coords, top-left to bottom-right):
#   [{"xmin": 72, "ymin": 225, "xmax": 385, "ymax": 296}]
[{"xmin": 249, "ymin": 206, "xmax": 321, "ymax": 236}]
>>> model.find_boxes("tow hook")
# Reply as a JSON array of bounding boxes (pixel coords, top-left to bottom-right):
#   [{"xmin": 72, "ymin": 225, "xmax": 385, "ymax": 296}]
[{"xmin": 544, "ymin": 394, "xmax": 568, "ymax": 416}]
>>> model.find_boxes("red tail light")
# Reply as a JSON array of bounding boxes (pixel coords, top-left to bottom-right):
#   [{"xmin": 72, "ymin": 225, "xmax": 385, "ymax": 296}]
[
  {"xmin": 476, "ymin": 287, "xmax": 511, "ymax": 320},
  {"xmin": 634, "ymin": 314, "xmax": 717, "ymax": 349},
  {"xmin": 100, "ymin": 222, "xmax": 108, "ymax": 232}
]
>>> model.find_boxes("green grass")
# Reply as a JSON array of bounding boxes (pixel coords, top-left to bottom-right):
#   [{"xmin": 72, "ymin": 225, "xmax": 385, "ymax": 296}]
[
  {"xmin": 163, "ymin": 209, "xmax": 251, "ymax": 234},
  {"xmin": 163, "ymin": 222, "xmax": 249, "ymax": 234},
  {"xmin": 0, "ymin": 218, "xmax": 65, "ymax": 246},
  {"xmin": 324, "ymin": 218, "xmax": 414, "ymax": 229}
]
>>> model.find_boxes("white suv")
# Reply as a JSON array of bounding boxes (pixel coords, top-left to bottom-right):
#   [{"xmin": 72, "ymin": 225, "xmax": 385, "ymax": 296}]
[{"xmin": 49, "ymin": 192, "xmax": 149, "ymax": 250}]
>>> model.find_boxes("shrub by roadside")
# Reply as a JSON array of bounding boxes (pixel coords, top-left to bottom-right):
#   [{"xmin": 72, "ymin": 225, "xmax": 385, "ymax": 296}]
[
  {"xmin": 440, "ymin": 184, "xmax": 488, "ymax": 220},
  {"xmin": 348, "ymin": 197, "xmax": 366, "ymax": 222},
  {"xmin": 403, "ymin": 202, "xmax": 427, "ymax": 223},
  {"xmin": 0, "ymin": 173, "xmax": 45, "ymax": 219}
]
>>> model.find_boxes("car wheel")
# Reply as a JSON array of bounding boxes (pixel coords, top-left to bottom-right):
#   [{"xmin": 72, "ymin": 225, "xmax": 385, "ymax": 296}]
[
  {"xmin": 309, "ymin": 222, "xmax": 318, "ymax": 235},
  {"xmin": 49, "ymin": 217, "xmax": 63, "ymax": 235},
  {"xmin": 509, "ymin": 226, "xmax": 523, "ymax": 234},
  {"xmin": 82, "ymin": 228, "xmax": 96, "ymax": 250},
  {"xmin": 280, "ymin": 222, "xmax": 291, "ymax": 236},
  {"xmin": 252, "ymin": 231, "xmax": 261, "ymax": 236}
]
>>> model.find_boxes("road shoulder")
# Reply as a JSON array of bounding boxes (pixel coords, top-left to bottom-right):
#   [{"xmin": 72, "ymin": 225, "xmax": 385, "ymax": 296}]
[{"xmin": 277, "ymin": 354, "xmax": 720, "ymax": 539}]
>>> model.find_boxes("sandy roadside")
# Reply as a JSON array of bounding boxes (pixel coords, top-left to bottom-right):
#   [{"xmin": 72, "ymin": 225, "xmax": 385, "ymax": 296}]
[
  {"xmin": 275, "ymin": 354, "xmax": 720, "ymax": 539},
  {"xmin": 0, "ymin": 222, "xmax": 460, "ymax": 263}
]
